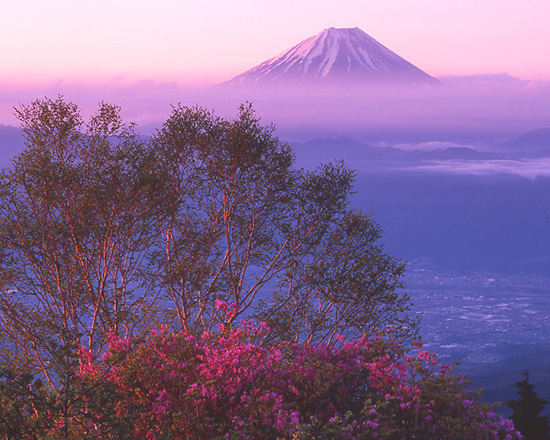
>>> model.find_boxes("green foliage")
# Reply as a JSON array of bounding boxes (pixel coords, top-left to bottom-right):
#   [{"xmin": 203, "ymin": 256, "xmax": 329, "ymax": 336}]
[
  {"xmin": 0, "ymin": 96, "xmax": 166, "ymax": 383},
  {"xmin": 508, "ymin": 372, "xmax": 550, "ymax": 440},
  {"xmin": 0, "ymin": 361, "xmax": 56, "ymax": 439},
  {"xmin": 0, "ymin": 96, "xmax": 421, "ymax": 438},
  {"xmin": 152, "ymin": 102, "xmax": 413, "ymax": 342}
]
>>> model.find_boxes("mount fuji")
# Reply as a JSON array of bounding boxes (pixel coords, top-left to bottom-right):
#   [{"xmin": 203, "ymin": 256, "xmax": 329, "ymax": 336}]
[{"xmin": 223, "ymin": 27, "xmax": 439, "ymax": 88}]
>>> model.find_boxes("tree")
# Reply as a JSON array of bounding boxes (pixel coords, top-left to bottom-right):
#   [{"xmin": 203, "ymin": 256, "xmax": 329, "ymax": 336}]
[
  {"xmin": 508, "ymin": 372, "xmax": 550, "ymax": 440},
  {"xmin": 2, "ymin": 96, "xmax": 518, "ymax": 438},
  {"xmin": 152, "ymin": 103, "xmax": 415, "ymax": 343},
  {"xmin": 0, "ymin": 360, "xmax": 56, "ymax": 439},
  {"xmin": 0, "ymin": 96, "xmax": 414, "ymax": 393},
  {"xmin": 0, "ymin": 97, "xmax": 168, "ymax": 435}
]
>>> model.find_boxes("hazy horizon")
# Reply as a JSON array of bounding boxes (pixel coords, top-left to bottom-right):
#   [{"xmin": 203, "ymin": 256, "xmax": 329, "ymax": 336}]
[
  {"xmin": 3, "ymin": 1, "xmax": 550, "ymax": 145},
  {"xmin": 2, "ymin": 73, "xmax": 549, "ymax": 150}
]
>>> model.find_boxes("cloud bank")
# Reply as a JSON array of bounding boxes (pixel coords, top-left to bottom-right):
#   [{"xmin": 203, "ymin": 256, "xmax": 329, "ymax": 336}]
[{"xmin": 1, "ymin": 74, "xmax": 550, "ymax": 146}]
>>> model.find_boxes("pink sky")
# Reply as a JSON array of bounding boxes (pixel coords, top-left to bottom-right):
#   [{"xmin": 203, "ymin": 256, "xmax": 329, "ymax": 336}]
[
  {"xmin": 1, "ymin": 0, "xmax": 550, "ymax": 87},
  {"xmin": 1, "ymin": 0, "xmax": 550, "ymax": 139}
]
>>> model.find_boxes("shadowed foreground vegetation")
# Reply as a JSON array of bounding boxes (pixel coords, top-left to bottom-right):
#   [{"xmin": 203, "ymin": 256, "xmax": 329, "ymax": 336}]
[{"xmin": 0, "ymin": 97, "xmax": 522, "ymax": 438}]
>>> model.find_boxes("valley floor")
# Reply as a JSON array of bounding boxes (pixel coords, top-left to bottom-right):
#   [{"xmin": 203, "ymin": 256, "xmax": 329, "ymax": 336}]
[{"xmin": 406, "ymin": 267, "xmax": 550, "ymax": 414}]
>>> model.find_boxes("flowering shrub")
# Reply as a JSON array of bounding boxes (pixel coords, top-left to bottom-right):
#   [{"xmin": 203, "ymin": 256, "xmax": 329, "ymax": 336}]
[{"xmin": 76, "ymin": 324, "xmax": 521, "ymax": 440}]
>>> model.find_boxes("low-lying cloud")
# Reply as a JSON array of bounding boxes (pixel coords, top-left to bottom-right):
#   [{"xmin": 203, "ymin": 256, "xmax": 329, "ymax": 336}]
[
  {"xmin": 1, "ymin": 74, "xmax": 550, "ymax": 147},
  {"xmin": 411, "ymin": 158, "xmax": 550, "ymax": 179},
  {"xmin": 392, "ymin": 141, "xmax": 479, "ymax": 151}
]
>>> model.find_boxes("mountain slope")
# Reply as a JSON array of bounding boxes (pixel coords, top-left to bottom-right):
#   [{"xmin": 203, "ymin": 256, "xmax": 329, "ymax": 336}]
[
  {"xmin": 223, "ymin": 27, "xmax": 439, "ymax": 87},
  {"xmin": 499, "ymin": 128, "xmax": 550, "ymax": 153}
]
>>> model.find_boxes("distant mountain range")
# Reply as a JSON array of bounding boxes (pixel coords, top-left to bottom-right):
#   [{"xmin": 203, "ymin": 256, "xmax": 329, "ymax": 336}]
[
  {"xmin": 3, "ymin": 125, "xmax": 550, "ymax": 170},
  {"xmin": 290, "ymin": 129, "xmax": 550, "ymax": 168},
  {"xmin": 292, "ymin": 137, "xmax": 493, "ymax": 165},
  {"xmin": 499, "ymin": 128, "xmax": 550, "ymax": 153},
  {"xmin": 222, "ymin": 27, "xmax": 439, "ymax": 88}
]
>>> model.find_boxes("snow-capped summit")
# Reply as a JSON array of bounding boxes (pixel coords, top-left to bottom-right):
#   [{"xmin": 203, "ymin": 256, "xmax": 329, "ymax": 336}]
[{"xmin": 223, "ymin": 27, "xmax": 439, "ymax": 87}]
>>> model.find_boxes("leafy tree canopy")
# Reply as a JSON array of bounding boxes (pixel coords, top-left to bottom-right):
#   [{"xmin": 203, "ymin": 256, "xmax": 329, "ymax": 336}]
[
  {"xmin": 0, "ymin": 96, "xmax": 414, "ymax": 385},
  {"xmin": 0, "ymin": 96, "xmax": 522, "ymax": 439}
]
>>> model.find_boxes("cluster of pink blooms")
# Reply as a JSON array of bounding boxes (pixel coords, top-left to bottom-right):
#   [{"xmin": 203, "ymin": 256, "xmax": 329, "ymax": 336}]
[{"xmin": 78, "ymin": 322, "xmax": 521, "ymax": 439}]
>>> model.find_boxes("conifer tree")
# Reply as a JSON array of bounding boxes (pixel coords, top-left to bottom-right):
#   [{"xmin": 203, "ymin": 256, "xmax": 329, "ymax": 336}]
[{"xmin": 507, "ymin": 372, "xmax": 550, "ymax": 440}]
